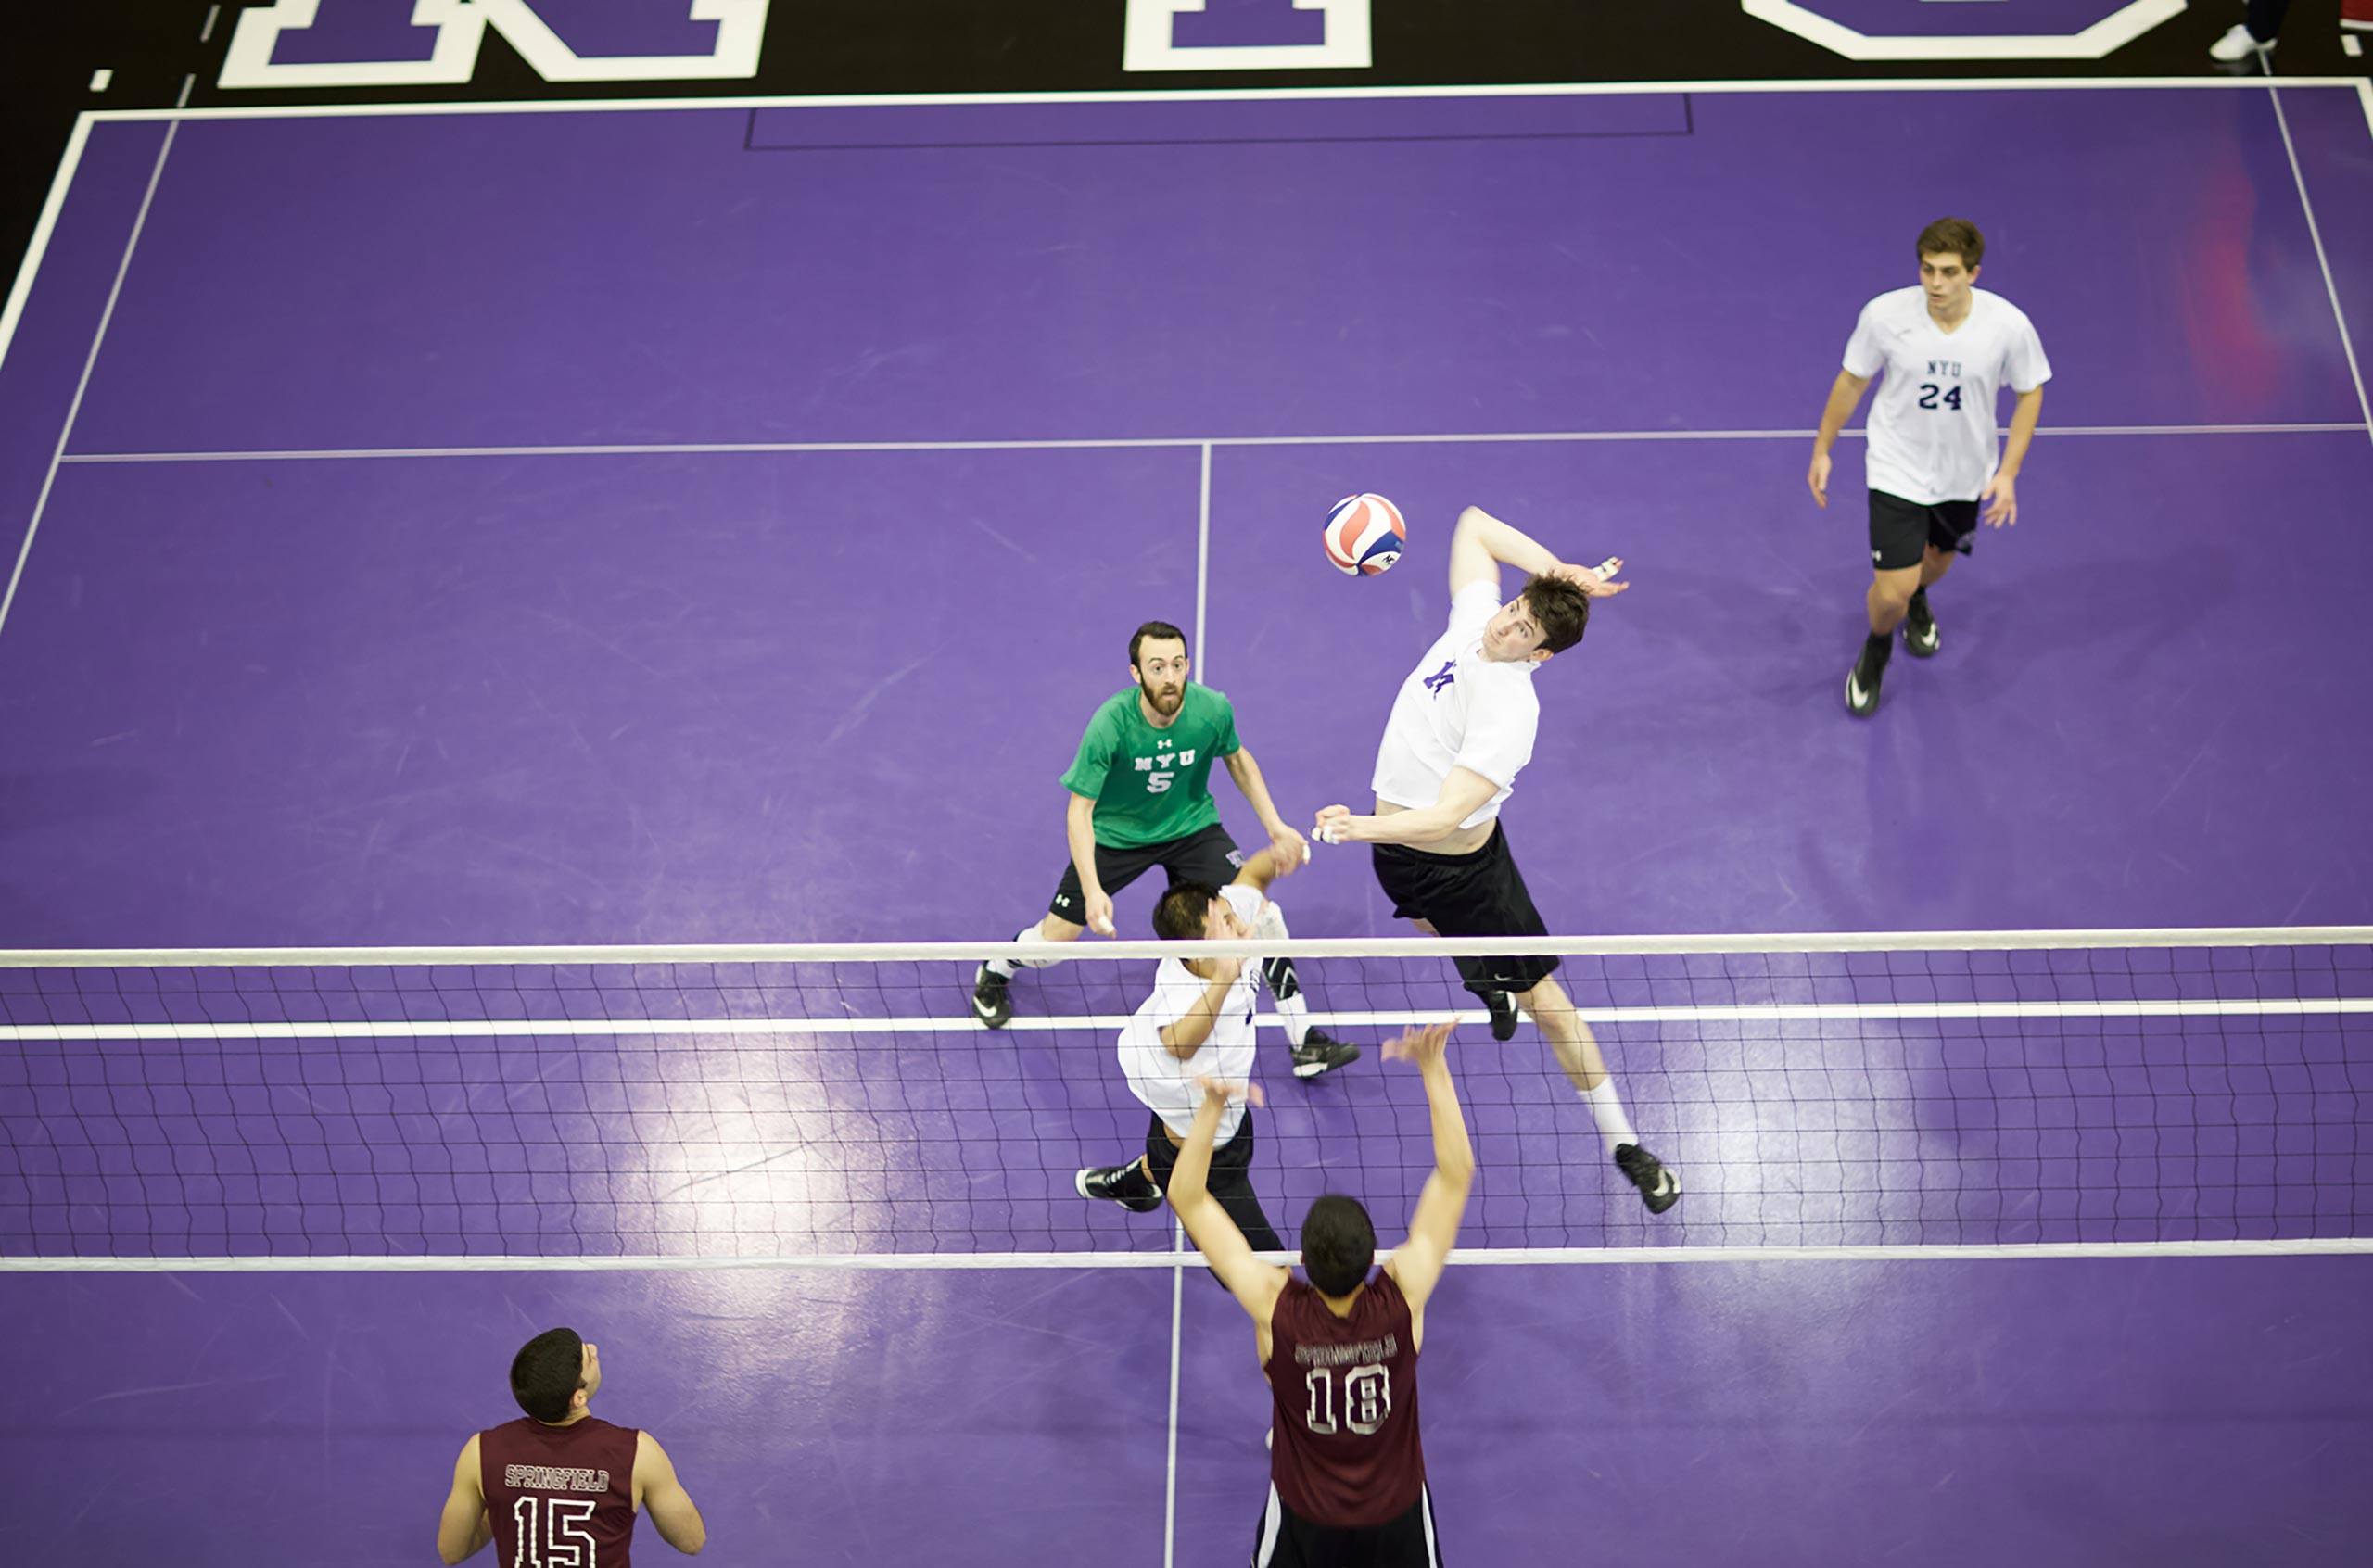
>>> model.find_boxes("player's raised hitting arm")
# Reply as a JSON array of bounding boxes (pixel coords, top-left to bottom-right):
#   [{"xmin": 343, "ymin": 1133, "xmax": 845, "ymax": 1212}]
[
  {"xmin": 436, "ymin": 1435, "xmax": 493, "ymax": 1564},
  {"xmin": 1446, "ymin": 505, "xmax": 1628, "ymax": 601},
  {"xmin": 1170, "ymin": 1078, "xmax": 1291, "ymax": 1331},
  {"xmin": 634, "ymin": 1431, "xmax": 708, "ymax": 1556},
  {"xmin": 1378, "ymin": 1023, "xmax": 1471, "ymax": 1329}
]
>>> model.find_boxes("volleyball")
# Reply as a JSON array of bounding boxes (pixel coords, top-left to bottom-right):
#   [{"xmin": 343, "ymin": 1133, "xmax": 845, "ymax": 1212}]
[{"xmin": 1323, "ymin": 493, "xmax": 1407, "ymax": 576}]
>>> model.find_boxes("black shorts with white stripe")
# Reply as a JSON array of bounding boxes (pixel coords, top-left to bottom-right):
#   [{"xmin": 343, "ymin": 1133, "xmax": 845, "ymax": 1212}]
[{"xmin": 1250, "ymin": 1483, "xmax": 1441, "ymax": 1567}]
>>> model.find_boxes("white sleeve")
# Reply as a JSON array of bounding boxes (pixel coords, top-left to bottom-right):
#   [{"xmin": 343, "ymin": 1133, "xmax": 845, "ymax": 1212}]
[
  {"xmin": 2003, "ymin": 312, "xmax": 2052, "ymax": 394},
  {"xmin": 1842, "ymin": 299, "xmax": 1885, "ymax": 379},
  {"xmin": 1216, "ymin": 883, "xmax": 1266, "ymax": 924},
  {"xmin": 1446, "ymin": 581, "xmax": 1500, "ymax": 639},
  {"xmin": 1138, "ymin": 965, "xmax": 1203, "ymax": 1036},
  {"xmin": 1450, "ymin": 688, "xmax": 1537, "ymax": 789}
]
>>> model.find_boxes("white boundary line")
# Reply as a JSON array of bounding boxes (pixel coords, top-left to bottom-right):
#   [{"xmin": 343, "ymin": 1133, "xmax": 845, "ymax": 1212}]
[
  {"xmin": 52, "ymin": 77, "xmax": 2373, "ymax": 121},
  {"xmin": 0, "ymin": 122, "xmax": 179, "ymax": 649},
  {"xmin": 44, "ymin": 422, "xmax": 2369, "ymax": 463},
  {"xmin": 6, "ymin": 924, "xmax": 2366, "ymax": 967},
  {"xmin": 1194, "ymin": 441, "xmax": 1212, "ymax": 678},
  {"xmin": 0, "ymin": 119, "xmax": 92, "ymax": 391},
  {"xmin": 3, "ymin": 1238, "xmax": 2367, "ymax": 1272},
  {"xmin": 1162, "ymin": 1218, "xmax": 1186, "ymax": 1568},
  {"xmin": 7, "ymin": 994, "xmax": 2368, "ymax": 1043},
  {"xmin": 2268, "ymin": 87, "xmax": 2373, "ymax": 451}
]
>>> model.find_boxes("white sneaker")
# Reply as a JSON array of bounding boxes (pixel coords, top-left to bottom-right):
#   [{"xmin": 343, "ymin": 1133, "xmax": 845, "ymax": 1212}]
[{"xmin": 2209, "ymin": 23, "xmax": 2274, "ymax": 61}]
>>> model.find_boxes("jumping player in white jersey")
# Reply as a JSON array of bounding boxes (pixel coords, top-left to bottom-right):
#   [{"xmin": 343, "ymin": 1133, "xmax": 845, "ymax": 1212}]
[
  {"xmin": 1310, "ymin": 505, "xmax": 1679, "ymax": 1214},
  {"xmin": 1808, "ymin": 217, "xmax": 2053, "ymax": 716}
]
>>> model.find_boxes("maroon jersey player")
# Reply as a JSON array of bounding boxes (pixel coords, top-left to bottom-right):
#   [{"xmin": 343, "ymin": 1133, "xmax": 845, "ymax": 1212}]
[
  {"xmin": 436, "ymin": 1328, "xmax": 708, "ymax": 1564},
  {"xmin": 1169, "ymin": 1022, "xmax": 1471, "ymax": 1567}
]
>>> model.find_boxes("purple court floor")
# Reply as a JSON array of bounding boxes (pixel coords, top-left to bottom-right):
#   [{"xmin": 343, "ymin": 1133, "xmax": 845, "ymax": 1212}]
[{"xmin": 3, "ymin": 83, "xmax": 2371, "ymax": 1564}]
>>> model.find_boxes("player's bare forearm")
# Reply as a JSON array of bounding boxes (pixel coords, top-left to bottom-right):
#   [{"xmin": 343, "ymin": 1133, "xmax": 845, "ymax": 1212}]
[
  {"xmin": 1223, "ymin": 748, "xmax": 1288, "ymax": 837},
  {"xmin": 1813, "ymin": 371, "xmax": 1871, "ymax": 454},
  {"xmin": 1998, "ymin": 386, "xmax": 2045, "ymax": 478},
  {"xmin": 1235, "ymin": 843, "xmax": 1297, "ymax": 891},
  {"xmin": 1169, "ymin": 1094, "xmax": 1225, "ymax": 1212},
  {"xmin": 1420, "ymin": 1056, "xmax": 1475, "ymax": 1186},
  {"xmin": 1064, "ymin": 794, "xmax": 1104, "ymax": 898},
  {"xmin": 1355, "ymin": 806, "xmax": 1464, "ymax": 846},
  {"xmin": 1318, "ymin": 771, "xmax": 1494, "ymax": 849},
  {"xmin": 1160, "ymin": 971, "xmax": 1238, "ymax": 1059}
]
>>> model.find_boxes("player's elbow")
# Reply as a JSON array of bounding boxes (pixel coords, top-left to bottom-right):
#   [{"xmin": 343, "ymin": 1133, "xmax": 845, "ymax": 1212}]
[
  {"xmin": 672, "ymin": 1526, "xmax": 707, "ymax": 1556},
  {"xmin": 438, "ymin": 1537, "xmax": 471, "ymax": 1566}
]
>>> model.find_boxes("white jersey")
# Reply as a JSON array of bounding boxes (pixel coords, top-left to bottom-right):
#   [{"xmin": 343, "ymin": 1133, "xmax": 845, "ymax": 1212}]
[
  {"xmin": 1118, "ymin": 882, "xmax": 1264, "ymax": 1143},
  {"xmin": 1845, "ymin": 286, "xmax": 2051, "ymax": 506},
  {"xmin": 1370, "ymin": 582, "xmax": 1541, "ymax": 830}
]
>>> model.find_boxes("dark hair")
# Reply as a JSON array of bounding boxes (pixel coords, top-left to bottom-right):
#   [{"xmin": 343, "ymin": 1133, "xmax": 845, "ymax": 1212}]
[
  {"xmin": 1153, "ymin": 881, "xmax": 1221, "ymax": 942},
  {"xmin": 1301, "ymin": 1194, "xmax": 1377, "ymax": 1297},
  {"xmin": 1916, "ymin": 217, "xmax": 1985, "ymax": 272},
  {"xmin": 1129, "ymin": 620, "xmax": 1188, "ymax": 670},
  {"xmin": 510, "ymin": 1327, "xmax": 586, "ymax": 1423},
  {"xmin": 1516, "ymin": 574, "xmax": 1593, "ymax": 655}
]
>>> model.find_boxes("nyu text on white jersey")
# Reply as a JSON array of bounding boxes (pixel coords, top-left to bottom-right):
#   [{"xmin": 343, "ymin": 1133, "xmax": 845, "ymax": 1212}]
[{"xmin": 1845, "ymin": 286, "xmax": 2051, "ymax": 507}]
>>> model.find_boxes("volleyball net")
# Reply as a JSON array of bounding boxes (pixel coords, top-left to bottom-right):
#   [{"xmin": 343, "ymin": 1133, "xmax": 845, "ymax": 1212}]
[{"xmin": 2, "ymin": 929, "xmax": 2367, "ymax": 1262}]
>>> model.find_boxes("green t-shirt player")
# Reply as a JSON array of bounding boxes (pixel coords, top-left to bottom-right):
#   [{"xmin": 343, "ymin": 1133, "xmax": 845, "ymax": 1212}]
[{"xmin": 971, "ymin": 620, "xmax": 1358, "ymax": 1080}]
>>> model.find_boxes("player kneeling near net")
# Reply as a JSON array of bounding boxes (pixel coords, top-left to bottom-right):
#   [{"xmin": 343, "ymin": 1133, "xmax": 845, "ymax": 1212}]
[
  {"xmin": 1175, "ymin": 1022, "xmax": 1465, "ymax": 1568},
  {"xmin": 1075, "ymin": 843, "xmax": 1338, "ymax": 1240}
]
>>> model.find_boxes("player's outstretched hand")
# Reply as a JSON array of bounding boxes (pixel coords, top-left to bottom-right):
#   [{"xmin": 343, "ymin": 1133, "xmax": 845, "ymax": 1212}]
[
  {"xmin": 1085, "ymin": 890, "xmax": 1117, "ymax": 938},
  {"xmin": 1808, "ymin": 449, "xmax": 1833, "ymax": 509},
  {"xmin": 1980, "ymin": 473, "xmax": 2019, "ymax": 527},
  {"xmin": 1381, "ymin": 1020, "xmax": 1454, "ymax": 1069},
  {"xmin": 1267, "ymin": 824, "xmax": 1309, "ymax": 875},
  {"xmin": 1195, "ymin": 1074, "xmax": 1267, "ymax": 1109},
  {"xmin": 1313, "ymin": 804, "xmax": 1360, "ymax": 845}
]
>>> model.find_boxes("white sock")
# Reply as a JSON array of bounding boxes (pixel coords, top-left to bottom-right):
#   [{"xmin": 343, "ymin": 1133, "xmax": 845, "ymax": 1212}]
[
  {"xmin": 990, "ymin": 922, "xmax": 1062, "ymax": 978},
  {"xmin": 1251, "ymin": 902, "xmax": 1311, "ymax": 1048},
  {"xmin": 1583, "ymin": 1081, "xmax": 1637, "ymax": 1160}
]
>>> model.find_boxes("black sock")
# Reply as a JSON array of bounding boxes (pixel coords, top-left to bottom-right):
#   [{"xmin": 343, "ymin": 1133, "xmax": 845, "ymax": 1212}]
[
  {"xmin": 1863, "ymin": 630, "xmax": 1892, "ymax": 664},
  {"xmin": 1910, "ymin": 586, "xmax": 1928, "ymax": 610}
]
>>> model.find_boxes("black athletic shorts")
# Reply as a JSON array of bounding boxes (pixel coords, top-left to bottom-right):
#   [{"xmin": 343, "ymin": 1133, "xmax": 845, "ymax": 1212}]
[
  {"xmin": 1370, "ymin": 824, "xmax": 1557, "ymax": 998},
  {"xmin": 1049, "ymin": 822, "xmax": 1242, "ymax": 923},
  {"xmin": 1143, "ymin": 1108, "xmax": 1282, "ymax": 1254},
  {"xmin": 1251, "ymin": 1484, "xmax": 1441, "ymax": 1567},
  {"xmin": 1868, "ymin": 488, "xmax": 1979, "ymax": 572}
]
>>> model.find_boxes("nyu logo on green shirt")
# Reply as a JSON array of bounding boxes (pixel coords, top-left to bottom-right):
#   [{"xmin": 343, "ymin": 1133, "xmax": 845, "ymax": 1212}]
[{"xmin": 1060, "ymin": 686, "xmax": 1241, "ymax": 849}]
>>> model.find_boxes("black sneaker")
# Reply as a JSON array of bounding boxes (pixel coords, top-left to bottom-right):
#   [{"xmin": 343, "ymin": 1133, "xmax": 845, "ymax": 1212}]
[
  {"xmin": 971, "ymin": 962, "xmax": 1012, "ymax": 1029},
  {"xmin": 1289, "ymin": 1030, "xmax": 1360, "ymax": 1079},
  {"xmin": 1075, "ymin": 1162, "xmax": 1164, "ymax": 1213},
  {"xmin": 1614, "ymin": 1143, "xmax": 1681, "ymax": 1214},
  {"xmin": 1845, "ymin": 635, "xmax": 1888, "ymax": 717},
  {"xmin": 1903, "ymin": 589, "xmax": 1939, "ymax": 658},
  {"xmin": 1484, "ymin": 990, "xmax": 1519, "ymax": 1042}
]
